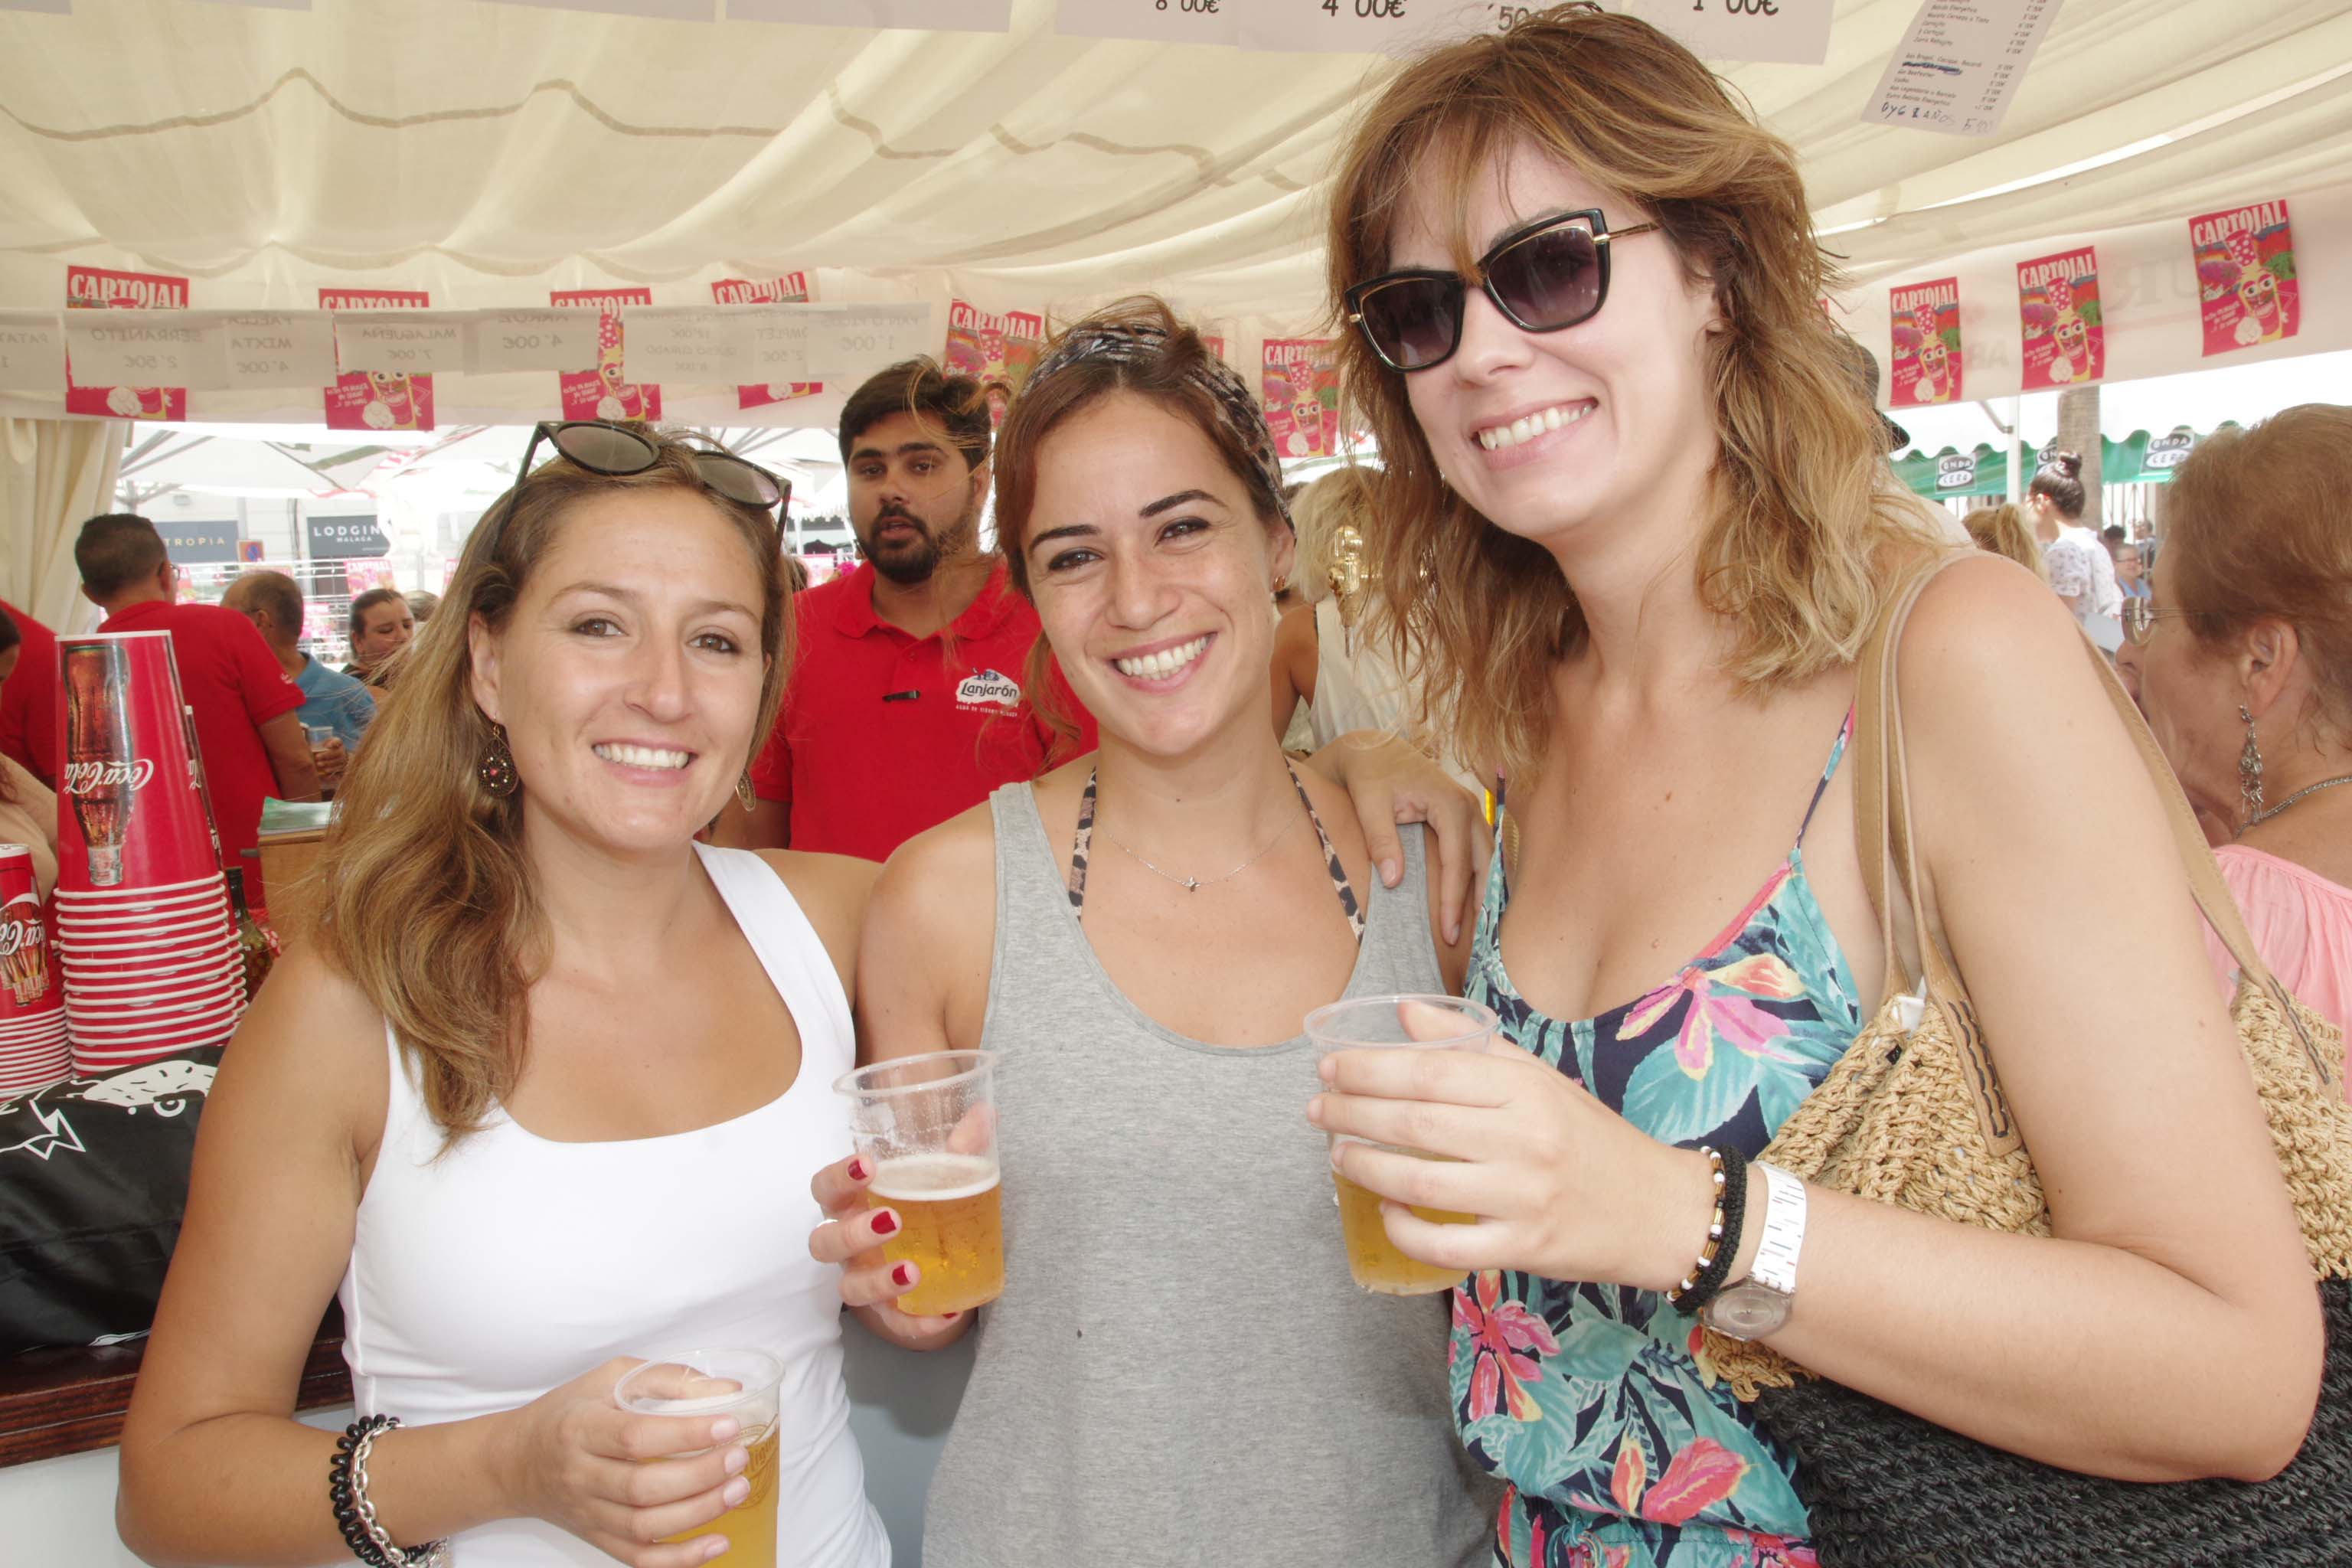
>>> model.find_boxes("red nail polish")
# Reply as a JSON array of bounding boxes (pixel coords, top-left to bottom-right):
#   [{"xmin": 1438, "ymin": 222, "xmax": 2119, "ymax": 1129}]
[
  {"xmin": 848, "ymin": 1157, "xmax": 869, "ymax": 1182},
  {"xmin": 942, "ymin": 1311, "xmax": 960, "ymax": 1320},
  {"xmin": 871, "ymin": 1210, "xmax": 899, "ymax": 1236},
  {"xmin": 892, "ymin": 1263, "xmax": 913, "ymax": 1288}
]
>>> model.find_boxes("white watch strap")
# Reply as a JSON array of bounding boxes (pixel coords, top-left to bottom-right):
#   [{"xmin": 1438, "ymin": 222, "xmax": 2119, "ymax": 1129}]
[{"xmin": 1746, "ymin": 1160, "xmax": 1807, "ymax": 1296}]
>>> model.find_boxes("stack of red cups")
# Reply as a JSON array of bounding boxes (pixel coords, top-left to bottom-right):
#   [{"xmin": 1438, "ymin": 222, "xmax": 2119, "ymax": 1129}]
[
  {"xmin": 0, "ymin": 844, "xmax": 67, "ymax": 1097},
  {"xmin": 52, "ymin": 632, "xmax": 244, "ymax": 1072}
]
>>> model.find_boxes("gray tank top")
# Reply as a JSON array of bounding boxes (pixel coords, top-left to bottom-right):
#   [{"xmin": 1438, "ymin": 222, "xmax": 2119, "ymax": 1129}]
[{"xmin": 920, "ymin": 783, "xmax": 1494, "ymax": 1568}]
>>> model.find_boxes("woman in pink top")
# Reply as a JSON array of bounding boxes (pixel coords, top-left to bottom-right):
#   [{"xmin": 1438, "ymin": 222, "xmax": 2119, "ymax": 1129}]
[{"xmin": 2118, "ymin": 404, "xmax": 2352, "ymax": 1053}]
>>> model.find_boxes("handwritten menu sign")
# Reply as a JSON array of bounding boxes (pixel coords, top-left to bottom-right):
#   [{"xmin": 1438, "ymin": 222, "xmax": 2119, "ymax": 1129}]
[{"xmin": 1864, "ymin": 0, "xmax": 2060, "ymax": 138}]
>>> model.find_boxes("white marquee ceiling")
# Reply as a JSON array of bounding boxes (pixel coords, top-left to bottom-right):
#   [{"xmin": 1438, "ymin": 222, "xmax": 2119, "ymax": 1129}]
[{"xmin": 2, "ymin": 0, "xmax": 2345, "ymax": 420}]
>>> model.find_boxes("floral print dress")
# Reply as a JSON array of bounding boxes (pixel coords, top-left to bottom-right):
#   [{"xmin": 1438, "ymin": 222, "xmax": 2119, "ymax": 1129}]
[{"xmin": 1456, "ymin": 714, "xmax": 1860, "ymax": 1568}]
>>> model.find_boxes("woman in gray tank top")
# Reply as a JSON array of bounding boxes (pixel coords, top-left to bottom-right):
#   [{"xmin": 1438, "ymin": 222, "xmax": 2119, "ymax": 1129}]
[{"xmin": 808, "ymin": 298, "xmax": 1496, "ymax": 1567}]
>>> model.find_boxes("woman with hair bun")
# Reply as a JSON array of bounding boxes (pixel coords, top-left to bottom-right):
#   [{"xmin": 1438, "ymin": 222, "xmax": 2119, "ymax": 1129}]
[
  {"xmin": 2029, "ymin": 451, "xmax": 2123, "ymax": 639},
  {"xmin": 2117, "ymin": 403, "xmax": 2352, "ymax": 1045},
  {"xmin": 1308, "ymin": 8, "xmax": 2321, "ymax": 1563}
]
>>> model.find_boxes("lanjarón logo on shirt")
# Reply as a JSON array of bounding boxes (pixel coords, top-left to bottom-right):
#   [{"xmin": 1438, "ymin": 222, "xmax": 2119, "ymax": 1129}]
[{"xmin": 955, "ymin": 669, "xmax": 1023, "ymax": 715}]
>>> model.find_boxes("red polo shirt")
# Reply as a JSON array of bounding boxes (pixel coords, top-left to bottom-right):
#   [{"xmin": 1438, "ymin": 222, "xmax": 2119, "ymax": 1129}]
[
  {"xmin": 750, "ymin": 559, "xmax": 1096, "ymax": 861},
  {"xmin": 97, "ymin": 599, "xmax": 305, "ymax": 881},
  {"xmin": 0, "ymin": 598, "xmax": 60, "ymax": 789}
]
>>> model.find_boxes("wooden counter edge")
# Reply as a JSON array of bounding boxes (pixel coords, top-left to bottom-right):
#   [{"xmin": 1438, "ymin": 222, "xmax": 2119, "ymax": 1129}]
[{"xmin": 0, "ymin": 1332, "xmax": 350, "ymax": 1468}]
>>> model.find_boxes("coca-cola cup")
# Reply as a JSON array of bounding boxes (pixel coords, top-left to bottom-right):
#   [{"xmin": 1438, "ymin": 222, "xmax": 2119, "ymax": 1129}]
[
  {"xmin": 57, "ymin": 633, "xmax": 220, "ymax": 893},
  {"xmin": 0, "ymin": 845, "xmax": 61, "ymax": 1022}
]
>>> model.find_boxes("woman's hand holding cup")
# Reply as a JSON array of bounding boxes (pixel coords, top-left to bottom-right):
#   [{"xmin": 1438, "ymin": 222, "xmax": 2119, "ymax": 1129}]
[{"xmin": 489, "ymin": 1357, "xmax": 749, "ymax": 1567}]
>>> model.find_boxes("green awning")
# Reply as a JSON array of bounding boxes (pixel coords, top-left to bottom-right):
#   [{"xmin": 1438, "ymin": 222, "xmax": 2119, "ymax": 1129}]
[
  {"xmin": 1899, "ymin": 426, "xmax": 2242, "ymax": 500},
  {"xmin": 1893, "ymin": 443, "xmax": 2027, "ymax": 500}
]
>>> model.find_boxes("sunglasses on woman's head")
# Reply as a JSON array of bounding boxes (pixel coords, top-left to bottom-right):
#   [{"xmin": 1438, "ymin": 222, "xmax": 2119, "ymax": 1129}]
[
  {"xmin": 514, "ymin": 420, "xmax": 789, "ymax": 516},
  {"xmin": 1345, "ymin": 208, "xmax": 1661, "ymax": 374}
]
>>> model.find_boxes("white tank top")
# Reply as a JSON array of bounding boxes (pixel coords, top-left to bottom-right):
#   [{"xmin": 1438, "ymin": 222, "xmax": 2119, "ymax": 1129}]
[{"xmin": 338, "ymin": 844, "xmax": 888, "ymax": 1568}]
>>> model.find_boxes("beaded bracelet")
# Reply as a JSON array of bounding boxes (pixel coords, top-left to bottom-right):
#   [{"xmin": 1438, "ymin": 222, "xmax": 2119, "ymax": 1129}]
[
  {"xmin": 1668, "ymin": 1143, "xmax": 1750, "ymax": 1315},
  {"xmin": 330, "ymin": 1415, "xmax": 449, "ymax": 1568}
]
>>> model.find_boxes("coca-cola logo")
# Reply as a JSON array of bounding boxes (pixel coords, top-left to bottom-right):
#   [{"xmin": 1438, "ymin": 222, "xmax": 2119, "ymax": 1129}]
[
  {"xmin": 0, "ymin": 917, "xmax": 41, "ymax": 958},
  {"xmin": 64, "ymin": 757, "xmax": 156, "ymax": 795}
]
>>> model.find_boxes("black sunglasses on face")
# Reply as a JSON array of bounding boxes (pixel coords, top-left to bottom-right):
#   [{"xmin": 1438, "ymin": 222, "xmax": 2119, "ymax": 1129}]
[
  {"xmin": 513, "ymin": 420, "xmax": 791, "ymax": 516},
  {"xmin": 1345, "ymin": 208, "xmax": 1663, "ymax": 374}
]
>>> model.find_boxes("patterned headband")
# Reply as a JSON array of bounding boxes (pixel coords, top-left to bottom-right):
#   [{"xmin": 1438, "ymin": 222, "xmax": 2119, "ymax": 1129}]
[{"xmin": 1023, "ymin": 318, "xmax": 1295, "ymax": 531}]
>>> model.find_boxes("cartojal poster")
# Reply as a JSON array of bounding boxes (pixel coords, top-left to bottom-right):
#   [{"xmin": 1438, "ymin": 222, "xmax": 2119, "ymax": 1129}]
[
  {"xmin": 943, "ymin": 301, "xmax": 1044, "ymax": 425},
  {"xmin": 65, "ymin": 266, "xmax": 190, "ymax": 421},
  {"xmin": 2017, "ymin": 248, "xmax": 2103, "ymax": 390},
  {"xmin": 713, "ymin": 274, "xmax": 822, "ymax": 411},
  {"xmin": 1889, "ymin": 279, "xmax": 1962, "ymax": 408},
  {"xmin": 2190, "ymin": 200, "xmax": 2298, "ymax": 357},
  {"xmin": 550, "ymin": 289, "xmax": 660, "ymax": 423},
  {"xmin": 1262, "ymin": 339, "xmax": 1338, "ymax": 459},
  {"xmin": 320, "ymin": 289, "xmax": 435, "ymax": 432}
]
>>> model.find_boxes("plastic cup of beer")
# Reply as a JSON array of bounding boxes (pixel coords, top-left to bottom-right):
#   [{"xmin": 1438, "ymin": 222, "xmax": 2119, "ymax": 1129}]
[
  {"xmin": 1305, "ymin": 995, "xmax": 1498, "ymax": 1296},
  {"xmin": 613, "ymin": 1348, "xmax": 782, "ymax": 1566},
  {"xmin": 832, "ymin": 1050, "xmax": 1002, "ymax": 1316}
]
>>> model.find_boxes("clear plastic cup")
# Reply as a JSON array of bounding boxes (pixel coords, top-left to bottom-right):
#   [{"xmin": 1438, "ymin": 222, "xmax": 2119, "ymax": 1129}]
[
  {"xmin": 833, "ymin": 1050, "xmax": 1003, "ymax": 1315},
  {"xmin": 613, "ymin": 1348, "xmax": 782, "ymax": 1566},
  {"xmin": 1305, "ymin": 994, "xmax": 1498, "ymax": 1295}
]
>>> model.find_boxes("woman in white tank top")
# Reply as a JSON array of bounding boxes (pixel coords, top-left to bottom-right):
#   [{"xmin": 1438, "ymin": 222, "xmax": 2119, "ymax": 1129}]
[{"xmin": 119, "ymin": 429, "xmax": 888, "ymax": 1568}]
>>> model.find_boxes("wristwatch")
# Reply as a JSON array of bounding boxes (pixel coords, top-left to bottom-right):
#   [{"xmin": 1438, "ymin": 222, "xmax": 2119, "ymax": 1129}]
[{"xmin": 1700, "ymin": 1161, "xmax": 1806, "ymax": 1341}]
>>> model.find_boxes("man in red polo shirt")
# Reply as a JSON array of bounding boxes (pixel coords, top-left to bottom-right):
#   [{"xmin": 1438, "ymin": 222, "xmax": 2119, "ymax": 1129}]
[
  {"xmin": 0, "ymin": 597, "xmax": 60, "ymax": 788},
  {"xmin": 717, "ymin": 361, "xmax": 1096, "ymax": 861},
  {"xmin": 75, "ymin": 514, "xmax": 320, "ymax": 892}
]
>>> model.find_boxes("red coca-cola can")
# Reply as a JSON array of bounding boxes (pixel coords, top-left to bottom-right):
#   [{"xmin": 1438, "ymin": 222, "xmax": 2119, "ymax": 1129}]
[
  {"xmin": 54, "ymin": 632, "xmax": 220, "ymax": 893},
  {"xmin": 0, "ymin": 844, "xmax": 61, "ymax": 1023}
]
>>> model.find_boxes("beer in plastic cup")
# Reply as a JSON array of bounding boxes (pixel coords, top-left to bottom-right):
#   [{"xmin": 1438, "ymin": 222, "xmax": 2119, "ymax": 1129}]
[
  {"xmin": 833, "ymin": 1050, "xmax": 1003, "ymax": 1315},
  {"xmin": 1305, "ymin": 995, "xmax": 1498, "ymax": 1295},
  {"xmin": 614, "ymin": 1348, "xmax": 782, "ymax": 1566}
]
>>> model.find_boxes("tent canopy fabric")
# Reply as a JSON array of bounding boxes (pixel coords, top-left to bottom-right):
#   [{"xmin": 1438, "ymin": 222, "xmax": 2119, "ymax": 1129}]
[{"xmin": 2, "ymin": 0, "xmax": 2346, "ymax": 423}]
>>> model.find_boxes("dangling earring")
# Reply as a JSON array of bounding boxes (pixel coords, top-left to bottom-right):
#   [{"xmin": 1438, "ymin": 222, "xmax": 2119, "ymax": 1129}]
[
  {"xmin": 736, "ymin": 772, "xmax": 757, "ymax": 815},
  {"xmin": 478, "ymin": 722, "xmax": 519, "ymax": 799},
  {"xmin": 2239, "ymin": 704, "xmax": 2265, "ymax": 822}
]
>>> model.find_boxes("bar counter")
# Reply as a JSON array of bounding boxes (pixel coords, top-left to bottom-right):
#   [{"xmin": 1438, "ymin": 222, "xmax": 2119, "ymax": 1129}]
[{"xmin": 0, "ymin": 1324, "xmax": 349, "ymax": 1469}]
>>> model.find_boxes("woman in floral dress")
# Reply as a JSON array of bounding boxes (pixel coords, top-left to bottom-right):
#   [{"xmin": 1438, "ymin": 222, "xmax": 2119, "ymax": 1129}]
[{"xmin": 1305, "ymin": 11, "xmax": 2321, "ymax": 1566}]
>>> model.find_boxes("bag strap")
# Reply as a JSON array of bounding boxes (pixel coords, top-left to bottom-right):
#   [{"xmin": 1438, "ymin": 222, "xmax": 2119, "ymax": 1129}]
[
  {"xmin": 1854, "ymin": 554, "xmax": 2024, "ymax": 1152},
  {"xmin": 2068, "ymin": 631, "xmax": 2333, "ymax": 1084},
  {"xmin": 1853, "ymin": 551, "xmax": 2333, "ymax": 1101}
]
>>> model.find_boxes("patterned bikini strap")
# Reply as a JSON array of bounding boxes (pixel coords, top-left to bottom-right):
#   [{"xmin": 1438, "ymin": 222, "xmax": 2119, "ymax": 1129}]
[{"xmin": 1066, "ymin": 763, "xmax": 1364, "ymax": 943}]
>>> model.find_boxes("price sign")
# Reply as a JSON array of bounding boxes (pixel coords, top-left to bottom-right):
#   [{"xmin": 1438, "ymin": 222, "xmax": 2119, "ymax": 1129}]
[
  {"xmin": 1239, "ymin": 0, "xmax": 1494, "ymax": 54},
  {"xmin": 726, "ymin": 0, "xmax": 1013, "ymax": 30},
  {"xmin": 1616, "ymin": 0, "xmax": 1832, "ymax": 64},
  {"xmin": 332, "ymin": 312, "xmax": 471, "ymax": 374},
  {"xmin": 743, "ymin": 305, "xmax": 822, "ymax": 384},
  {"xmin": 1864, "ymin": 0, "xmax": 2062, "ymax": 139},
  {"xmin": 467, "ymin": 309, "xmax": 604, "ymax": 374},
  {"xmin": 0, "ymin": 312, "xmax": 64, "ymax": 393},
  {"xmin": 60, "ymin": 309, "xmax": 227, "ymax": 390},
  {"xmin": 619, "ymin": 307, "xmax": 755, "ymax": 384},
  {"xmin": 1055, "ymin": 0, "xmax": 1240, "ymax": 44},
  {"xmin": 808, "ymin": 303, "xmax": 936, "ymax": 381},
  {"xmin": 221, "ymin": 312, "xmax": 340, "ymax": 390}
]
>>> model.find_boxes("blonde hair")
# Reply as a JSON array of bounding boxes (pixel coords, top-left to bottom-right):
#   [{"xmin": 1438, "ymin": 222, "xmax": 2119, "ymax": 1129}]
[
  {"xmin": 1964, "ymin": 503, "xmax": 2045, "ymax": 580},
  {"xmin": 1323, "ymin": 6, "xmax": 1942, "ymax": 778},
  {"xmin": 315, "ymin": 438, "xmax": 789, "ymax": 1144},
  {"xmin": 2167, "ymin": 403, "xmax": 2352, "ymax": 737},
  {"xmin": 1288, "ymin": 468, "xmax": 1382, "ymax": 609}
]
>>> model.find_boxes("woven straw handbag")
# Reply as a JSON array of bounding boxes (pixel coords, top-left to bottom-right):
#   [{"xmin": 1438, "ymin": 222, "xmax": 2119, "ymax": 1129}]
[{"xmin": 1700, "ymin": 557, "xmax": 2352, "ymax": 1567}]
